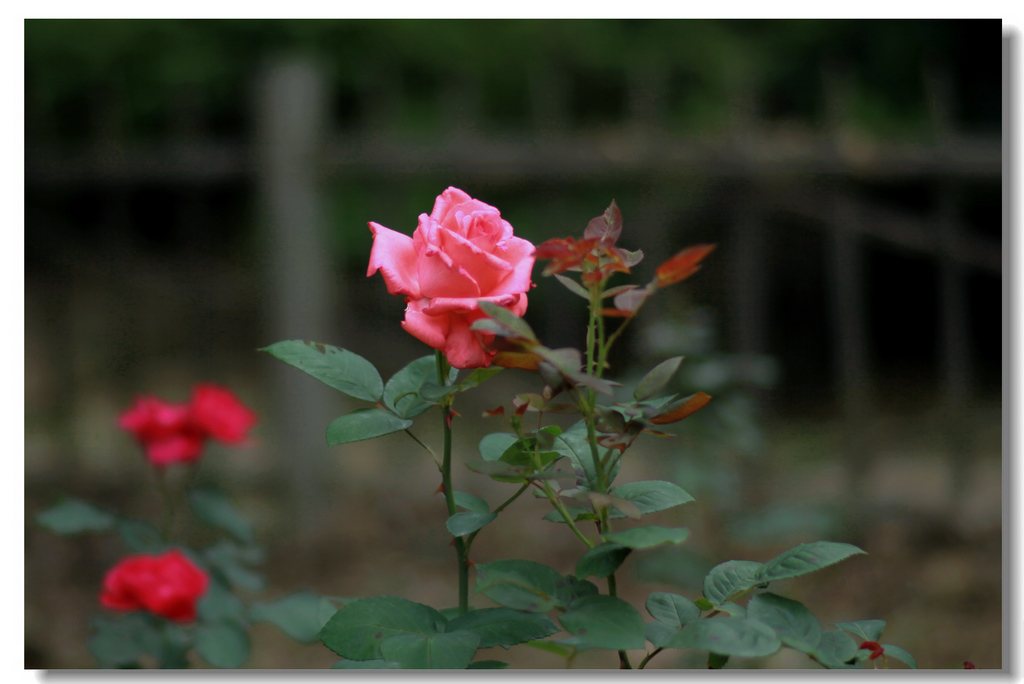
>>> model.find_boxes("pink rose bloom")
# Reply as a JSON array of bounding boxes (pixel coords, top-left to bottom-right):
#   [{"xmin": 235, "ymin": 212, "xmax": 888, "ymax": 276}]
[
  {"xmin": 100, "ymin": 549, "xmax": 209, "ymax": 622},
  {"xmin": 191, "ymin": 383, "xmax": 258, "ymax": 444},
  {"xmin": 367, "ymin": 187, "xmax": 535, "ymax": 369},
  {"xmin": 118, "ymin": 396, "xmax": 205, "ymax": 466}
]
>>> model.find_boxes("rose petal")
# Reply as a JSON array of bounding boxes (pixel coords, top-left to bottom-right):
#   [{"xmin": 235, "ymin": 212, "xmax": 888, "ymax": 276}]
[
  {"xmin": 429, "ymin": 187, "xmax": 474, "ymax": 225},
  {"xmin": 508, "ymin": 292, "xmax": 529, "ymax": 317},
  {"xmin": 443, "ymin": 314, "xmax": 494, "ymax": 369},
  {"xmin": 423, "ymin": 293, "xmax": 520, "ymax": 315},
  {"xmin": 401, "ymin": 298, "xmax": 450, "ymax": 351},
  {"xmin": 100, "ymin": 550, "xmax": 208, "ymax": 623},
  {"xmin": 434, "ymin": 226, "xmax": 513, "ymax": 294},
  {"xmin": 118, "ymin": 396, "xmax": 193, "ymax": 443},
  {"xmin": 367, "ymin": 221, "xmax": 422, "ymax": 298},
  {"xmin": 489, "ymin": 236, "xmax": 536, "ymax": 297},
  {"xmin": 454, "ymin": 206, "xmax": 513, "ymax": 247},
  {"xmin": 145, "ymin": 434, "xmax": 205, "ymax": 466},
  {"xmin": 191, "ymin": 384, "xmax": 257, "ymax": 444},
  {"xmin": 415, "ymin": 216, "xmax": 483, "ymax": 298}
]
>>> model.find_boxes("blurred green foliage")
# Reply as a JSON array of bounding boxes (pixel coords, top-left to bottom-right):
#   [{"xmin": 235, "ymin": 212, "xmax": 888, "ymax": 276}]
[{"xmin": 25, "ymin": 19, "xmax": 999, "ymax": 144}]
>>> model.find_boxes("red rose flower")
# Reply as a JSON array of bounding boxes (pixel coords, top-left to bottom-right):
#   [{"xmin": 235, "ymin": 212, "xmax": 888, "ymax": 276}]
[
  {"xmin": 100, "ymin": 549, "xmax": 209, "ymax": 622},
  {"xmin": 119, "ymin": 384, "xmax": 257, "ymax": 467},
  {"xmin": 191, "ymin": 383, "xmax": 258, "ymax": 444},
  {"xmin": 118, "ymin": 396, "xmax": 205, "ymax": 466}
]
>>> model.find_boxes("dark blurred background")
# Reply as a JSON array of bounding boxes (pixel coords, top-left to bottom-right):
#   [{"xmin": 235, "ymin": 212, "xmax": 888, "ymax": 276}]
[{"xmin": 25, "ymin": 19, "xmax": 1003, "ymax": 669}]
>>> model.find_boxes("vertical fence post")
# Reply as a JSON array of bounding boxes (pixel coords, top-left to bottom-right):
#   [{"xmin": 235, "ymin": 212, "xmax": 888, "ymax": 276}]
[
  {"xmin": 926, "ymin": 60, "xmax": 973, "ymax": 507},
  {"xmin": 937, "ymin": 185, "xmax": 972, "ymax": 505},
  {"xmin": 256, "ymin": 59, "xmax": 335, "ymax": 547},
  {"xmin": 827, "ymin": 193, "xmax": 872, "ymax": 529}
]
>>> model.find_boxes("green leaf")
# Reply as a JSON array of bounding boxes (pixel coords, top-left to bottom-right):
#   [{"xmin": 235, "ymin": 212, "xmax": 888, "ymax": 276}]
[
  {"xmin": 813, "ymin": 630, "xmax": 859, "ymax": 669},
  {"xmin": 550, "ymin": 421, "xmax": 615, "ymax": 491},
  {"xmin": 326, "ymin": 409, "xmax": 413, "ymax": 446},
  {"xmin": 249, "ymin": 591, "xmax": 333, "ymax": 643},
  {"xmin": 332, "ymin": 659, "xmax": 401, "ymax": 669},
  {"xmin": 88, "ymin": 624, "xmax": 143, "ymax": 668},
  {"xmin": 644, "ymin": 592, "xmax": 702, "ymax": 648},
  {"xmin": 563, "ymin": 576, "xmax": 600, "ymax": 603},
  {"xmin": 834, "ymin": 619, "xmax": 886, "ymax": 642},
  {"xmin": 542, "ymin": 506, "xmax": 597, "ymax": 524},
  {"xmin": 193, "ymin": 621, "xmax": 250, "ymax": 668},
  {"xmin": 262, "ymin": 340, "xmax": 382, "ymax": 402},
  {"xmin": 479, "ymin": 432, "xmax": 519, "ymax": 461},
  {"xmin": 694, "ymin": 598, "xmax": 714, "ymax": 611},
  {"xmin": 446, "ymin": 511, "xmax": 497, "ymax": 537},
  {"xmin": 468, "ymin": 318, "xmax": 515, "ymax": 337},
  {"xmin": 758, "ymin": 541, "xmax": 866, "ymax": 582},
  {"xmin": 465, "ymin": 460, "xmax": 566, "ymax": 484},
  {"xmin": 498, "ymin": 440, "xmax": 559, "ymax": 470},
  {"xmin": 645, "ymin": 621, "xmax": 681, "ymax": 649},
  {"xmin": 669, "ymin": 617, "xmax": 782, "ymax": 658},
  {"xmin": 746, "ymin": 592, "xmax": 822, "ymax": 653},
  {"xmin": 447, "ymin": 608, "xmax": 558, "ymax": 649},
  {"xmin": 420, "ymin": 366, "xmax": 502, "ymax": 402},
  {"xmin": 198, "ymin": 581, "xmax": 246, "ymax": 624},
  {"xmin": 187, "ymin": 489, "xmax": 254, "ymax": 545},
  {"xmin": 558, "ymin": 595, "xmax": 646, "ymax": 651},
  {"xmin": 474, "ymin": 559, "xmax": 568, "ymax": 612},
  {"xmin": 318, "ymin": 596, "xmax": 446, "ymax": 661},
  {"xmin": 203, "ymin": 540, "xmax": 265, "ymax": 593},
  {"xmin": 646, "ymin": 592, "xmax": 701, "ymax": 626},
  {"xmin": 379, "ymin": 630, "xmax": 480, "ymax": 669},
  {"xmin": 36, "ymin": 499, "xmax": 115, "ymax": 535},
  {"xmin": 554, "ymin": 273, "xmax": 590, "ymax": 300},
  {"xmin": 575, "ymin": 542, "xmax": 631, "ymax": 579},
  {"xmin": 383, "ymin": 355, "xmax": 456, "ymax": 419},
  {"xmin": 452, "ymin": 491, "xmax": 489, "ymax": 514},
  {"xmin": 467, "ymin": 659, "xmax": 510, "ymax": 669},
  {"xmin": 525, "ymin": 639, "xmax": 574, "ymax": 657},
  {"xmin": 603, "ymin": 525, "xmax": 689, "ymax": 549},
  {"xmin": 588, "ymin": 492, "xmax": 642, "ymax": 521},
  {"xmin": 122, "ymin": 614, "xmax": 166, "ymax": 661},
  {"xmin": 116, "ymin": 519, "xmax": 165, "ymax": 553},
  {"xmin": 419, "ymin": 381, "xmax": 457, "ymax": 402},
  {"xmin": 707, "ymin": 652, "xmax": 730, "ymax": 669},
  {"xmin": 634, "ymin": 356, "xmax": 685, "ymax": 401},
  {"xmin": 881, "ymin": 644, "xmax": 918, "ymax": 669},
  {"xmin": 155, "ymin": 623, "xmax": 191, "ymax": 669},
  {"xmin": 607, "ymin": 480, "xmax": 694, "ymax": 518},
  {"xmin": 703, "ymin": 560, "xmax": 765, "ymax": 607},
  {"xmin": 456, "ymin": 367, "xmax": 503, "ymax": 392},
  {"xmin": 476, "ymin": 300, "xmax": 538, "ymax": 341},
  {"xmin": 719, "ymin": 602, "xmax": 747, "ymax": 617}
]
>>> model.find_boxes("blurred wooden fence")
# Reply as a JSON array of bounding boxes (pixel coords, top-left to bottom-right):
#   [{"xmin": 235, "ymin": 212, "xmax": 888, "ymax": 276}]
[{"xmin": 25, "ymin": 56, "xmax": 1002, "ymax": 535}]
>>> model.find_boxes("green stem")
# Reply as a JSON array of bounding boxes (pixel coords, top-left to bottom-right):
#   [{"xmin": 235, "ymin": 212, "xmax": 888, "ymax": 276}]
[
  {"xmin": 638, "ymin": 648, "xmax": 663, "ymax": 669},
  {"xmin": 156, "ymin": 462, "xmax": 201, "ymax": 542},
  {"xmin": 155, "ymin": 467, "xmax": 174, "ymax": 540},
  {"xmin": 465, "ymin": 483, "xmax": 529, "ymax": 549},
  {"xmin": 436, "ymin": 351, "xmax": 469, "ymax": 614},
  {"xmin": 528, "ymin": 423, "xmax": 594, "ymax": 549},
  {"xmin": 586, "ymin": 286, "xmax": 600, "ymax": 377},
  {"xmin": 542, "ymin": 482, "xmax": 595, "ymax": 548},
  {"xmin": 602, "ymin": 293, "xmax": 648, "ymax": 367},
  {"xmin": 404, "ymin": 429, "xmax": 442, "ymax": 468}
]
